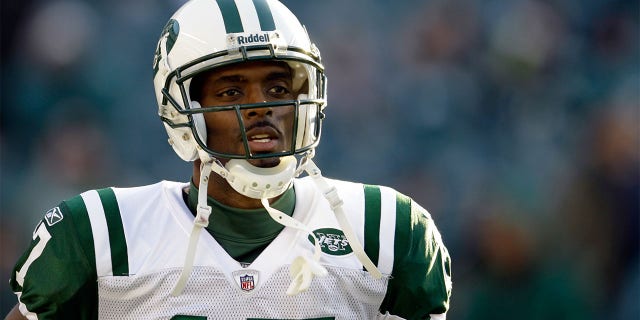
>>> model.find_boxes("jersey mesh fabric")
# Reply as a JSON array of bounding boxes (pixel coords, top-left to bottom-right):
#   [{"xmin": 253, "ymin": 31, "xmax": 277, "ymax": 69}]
[{"xmin": 97, "ymin": 265, "xmax": 387, "ymax": 319}]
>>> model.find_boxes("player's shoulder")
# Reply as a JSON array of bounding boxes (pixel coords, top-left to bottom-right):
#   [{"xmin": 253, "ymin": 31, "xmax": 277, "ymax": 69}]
[
  {"xmin": 295, "ymin": 175, "xmax": 363, "ymax": 189},
  {"xmin": 294, "ymin": 176, "xmax": 432, "ymax": 220},
  {"xmin": 329, "ymin": 178, "xmax": 431, "ymax": 213},
  {"xmin": 106, "ymin": 180, "xmax": 187, "ymax": 203},
  {"xmin": 55, "ymin": 180, "xmax": 184, "ymax": 220},
  {"xmin": 295, "ymin": 175, "xmax": 403, "ymax": 197}
]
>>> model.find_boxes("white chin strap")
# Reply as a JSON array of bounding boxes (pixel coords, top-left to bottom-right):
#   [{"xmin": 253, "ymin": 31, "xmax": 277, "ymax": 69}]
[
  {"xmin": 222, "ymin": 156, "xmax": 298, "ymax": 200},
  {"xmin": 300, "ymin": 158, "xmax": 383, "ymax": 280},
  {"xmin": 260, "ymin": 197, "xmax": 328, "ymax": 295},
  {"xmin": 172, "ymin": 154, "xmax": 382, "ymax": 296},
  {"xmin": 172, "ymin": 159, "xmax": 214, "ymax": 296}
]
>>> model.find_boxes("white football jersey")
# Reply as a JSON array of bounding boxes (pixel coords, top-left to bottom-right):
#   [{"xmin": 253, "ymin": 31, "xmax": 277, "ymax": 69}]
[{"xmin": 11, "ymin": 177, "xmax": 451, "ymax": 319}]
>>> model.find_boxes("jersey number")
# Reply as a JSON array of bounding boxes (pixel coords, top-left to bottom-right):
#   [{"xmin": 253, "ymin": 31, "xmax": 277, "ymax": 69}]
[{"xmin": 16, "ymin": 222, "xmax": 52, "ymax": 286}]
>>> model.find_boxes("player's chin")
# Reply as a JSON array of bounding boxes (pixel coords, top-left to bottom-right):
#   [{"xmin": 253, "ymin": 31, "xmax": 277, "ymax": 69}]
[{"xmin": 248, "ymin": 157, "xmax": 281, "ymax": 168}]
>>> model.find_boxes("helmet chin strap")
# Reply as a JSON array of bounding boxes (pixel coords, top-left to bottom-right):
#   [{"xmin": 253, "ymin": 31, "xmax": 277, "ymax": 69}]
[
  {"xmin": 262, "ymin": 155, "xmax": 384, "ymax": 295},
  {"xmin": 299, "ymin": 157, "xmax": 383, "ymax": 280},
  {"xmin": 172, "ymin": 158, "xmax": 214, "ymax": 296},
  {"xmin": 260, "ymin": 198, "xmax": 328, "ymax": 295},
  {"xmin": 172, "ymin": 152, "xmax": 382, "ymax": 296},
  {"xmin": 217, "ymin": 156, "xmax": 297, "ymax": 200}
]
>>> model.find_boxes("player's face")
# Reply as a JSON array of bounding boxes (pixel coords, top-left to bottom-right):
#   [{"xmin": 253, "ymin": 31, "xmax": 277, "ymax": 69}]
[{"xmin": 196, "ymin": 61, "xmax": 297, "ymax": 168}]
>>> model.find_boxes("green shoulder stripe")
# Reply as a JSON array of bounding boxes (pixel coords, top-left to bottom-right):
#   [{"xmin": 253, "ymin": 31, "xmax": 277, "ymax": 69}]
[
  {"xmin": 62, "ymin": 195, "xmax": 97, "ymax": 274},
  {"xmin": 393, "ymin": 192, "xmax": 412, "ymax": 272},
  {"xmin": 97, "ymin": 188, "xmax": 129, "ymax": 276},
  {"xmin": 58, "ymin": 196, "xmax": 100, "ymax": 319},
  {"xmin": 363, "ymin": 185, "xmax": 382, "ymax": 269}
]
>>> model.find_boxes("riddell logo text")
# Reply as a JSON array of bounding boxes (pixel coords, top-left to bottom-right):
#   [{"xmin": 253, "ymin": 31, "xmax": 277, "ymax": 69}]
[{"xmin": 237, "ymin": 33, "xmax": 270, "ymax": 45}]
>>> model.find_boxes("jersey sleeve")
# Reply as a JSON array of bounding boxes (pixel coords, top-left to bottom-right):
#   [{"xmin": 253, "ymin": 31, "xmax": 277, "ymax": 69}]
[
  {"xmin": 380, "ymin": 195, "xmax": 452, "ymax": 319},
  {"xmin": 9, "ymin": 195, "xmax": 99, "ymax": 319}
]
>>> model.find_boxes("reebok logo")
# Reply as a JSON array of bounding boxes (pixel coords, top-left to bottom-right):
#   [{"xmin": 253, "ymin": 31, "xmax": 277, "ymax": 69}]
[
  {"xmin": 308, "ymin": 228, "xmax": 353, "ymax": 256},
  {"xmin": 237, "ymin": 33, "xmax": 270, "ymax": 45},
  {"xmin": 45, "ymin": 207, "xmax": 64, "ymax": 226}
]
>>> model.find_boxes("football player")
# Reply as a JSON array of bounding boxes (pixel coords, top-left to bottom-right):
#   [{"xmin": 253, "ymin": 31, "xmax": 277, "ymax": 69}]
[{"xmin": 7, "ymin": 0, "xmax": 451, "ymax": 319}]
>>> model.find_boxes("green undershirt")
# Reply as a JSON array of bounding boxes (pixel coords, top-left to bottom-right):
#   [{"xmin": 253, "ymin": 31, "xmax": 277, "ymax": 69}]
[{"xmin": 184, "ymin": 182, "xmax": 295, "ymax": 264}]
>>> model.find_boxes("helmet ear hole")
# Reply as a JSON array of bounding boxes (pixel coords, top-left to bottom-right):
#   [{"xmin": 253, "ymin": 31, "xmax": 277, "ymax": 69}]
[{"xmin": 190, "ymin": 101, "xmax": 207, "ymax": 145}]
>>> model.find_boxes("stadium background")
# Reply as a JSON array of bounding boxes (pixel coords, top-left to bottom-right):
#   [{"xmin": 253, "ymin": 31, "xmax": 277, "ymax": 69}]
[{"xmin": 1, "ymin": 0, "xmax": 638, "ymax": 318}]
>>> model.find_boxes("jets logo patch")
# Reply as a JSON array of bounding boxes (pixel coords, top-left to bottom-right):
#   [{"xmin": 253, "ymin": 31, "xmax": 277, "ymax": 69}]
[
  {"xmin": 308, "ymin": 228, "xmax": 353, "ymax": 256},
  {"xmin": 44, "ymin": 207, "xmax": 64, "ymax": 226}
]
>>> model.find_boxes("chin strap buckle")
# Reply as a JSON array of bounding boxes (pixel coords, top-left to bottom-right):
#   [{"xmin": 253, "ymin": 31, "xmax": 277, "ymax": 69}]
[
  {"xmin": 195, "ymin": 205, "xmax": 212, "ymax": 227},
  {"xmin": 322, "ymin": 186, "xmax": 344, "ymax": 211}
]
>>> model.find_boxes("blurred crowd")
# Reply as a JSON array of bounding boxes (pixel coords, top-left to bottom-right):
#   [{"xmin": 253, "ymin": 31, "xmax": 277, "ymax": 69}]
[{"xmin": 1, "ymin": 0, "xmax": 638, "ymax": 318}]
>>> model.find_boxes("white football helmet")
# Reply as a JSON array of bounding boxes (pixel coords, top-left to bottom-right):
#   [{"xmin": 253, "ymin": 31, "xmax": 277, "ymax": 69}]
[{"xmin": 152, "ymin": 0, "xmax": 326, "ymax": 164}]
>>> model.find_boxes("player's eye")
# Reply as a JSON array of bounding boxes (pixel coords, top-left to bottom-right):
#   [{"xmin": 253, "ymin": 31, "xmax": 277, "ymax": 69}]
[
  {"xmin": 268, "ymin": 85, "xmax": 292, "ymax": 98},
  {"xmin": 217, "ymin": 88, "xmax": 242, "ymax": 98}
]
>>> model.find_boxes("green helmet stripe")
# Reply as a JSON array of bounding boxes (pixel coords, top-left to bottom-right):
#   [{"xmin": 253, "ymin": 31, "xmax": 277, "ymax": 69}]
[
  {"xmin": 216, "ymin": 0, "xmax": 244, "ymax": 33},
  {"xmin": 363, "ymin": 185, "xmax": 382, "ymax": 269},
  {"xmin": 252, "ymin": 0, "xmax": 276, "ymax": 31},
  {"xmin": 97, "ymin": 188, "xmax": 129, "ymax": 276}
]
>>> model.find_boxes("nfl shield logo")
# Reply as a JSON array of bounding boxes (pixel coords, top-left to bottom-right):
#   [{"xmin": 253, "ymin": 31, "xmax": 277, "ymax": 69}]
[
  {"xmin": 239, "ymin": 274, "xmax": 255, "ymax": 292},
  {"xmin": 233, "ymin": 269, "xmax": 259, "ymax": 293}
]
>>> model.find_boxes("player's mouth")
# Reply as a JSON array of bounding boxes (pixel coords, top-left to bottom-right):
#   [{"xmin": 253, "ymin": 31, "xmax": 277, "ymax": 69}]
[
  {"xmin": 245, "ymin": 124, "xmax": 282, "ymax": 154},
  {"xmin": 247, "ymin": 133, "xmax": 279, "ymax": 152}
]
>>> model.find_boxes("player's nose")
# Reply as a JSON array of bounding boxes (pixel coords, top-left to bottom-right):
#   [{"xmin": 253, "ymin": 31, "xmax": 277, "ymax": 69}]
[{"xmin": 243, "ymin": 86, "xmax": 272, "ymax": 117}]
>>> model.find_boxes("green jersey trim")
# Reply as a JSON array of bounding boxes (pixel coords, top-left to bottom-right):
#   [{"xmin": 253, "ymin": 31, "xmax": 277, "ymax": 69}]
[
  {"xmin": 62, "ymin": 196, "xmax": 97, "ymax": 276},
  {"xmin": 379, "ymin": 192, "xmax": 451, "ymax": 318},
  {"xmin": 10, "ymin": 195, "xmax": 100, "ymax": 319},
  {"xmin": 247, "ymin": 318, "xmax": 335, "ymax": 320},
  {"xmin": 393, "ymin": 192, "xmax": 412, "ymax": 274},
  {"xmin": 363, "ymin": 185, "xmax": 382, "ymax": 268},
  {"xmin": 97, "ymin": 188, "xmax": 129, "ymax": 276}
]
